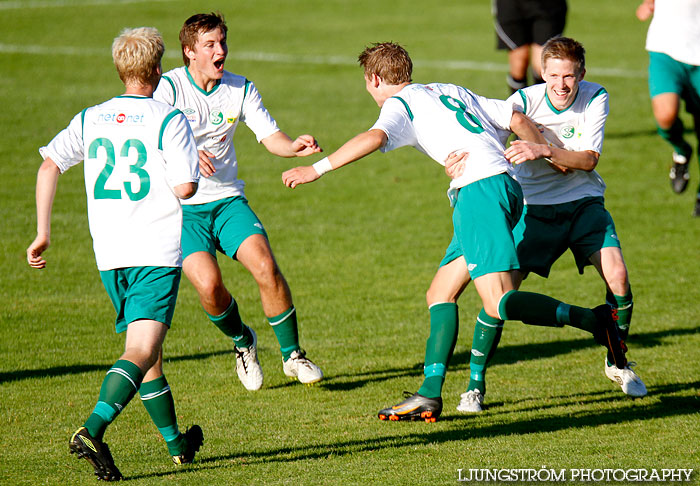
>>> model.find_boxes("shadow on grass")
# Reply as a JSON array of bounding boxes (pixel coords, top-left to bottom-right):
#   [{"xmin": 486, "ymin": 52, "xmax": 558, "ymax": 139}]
[
  {"xmin": 156, "ymin": 383, "xmax": 696, "ymax": 473},
  {"xmin": 0, "ymin": 349, "xmax": 232, "ymax": 384},
  {"xmin": 318, "ymin": 325, "xmax": 698, "ymax": 392},
  {"xmin": 2, "ymin": 325, "xmax": 694, "ymax": 387}
]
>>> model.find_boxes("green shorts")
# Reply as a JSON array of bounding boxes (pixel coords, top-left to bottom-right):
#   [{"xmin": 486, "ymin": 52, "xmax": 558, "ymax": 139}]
[
  {"xmin": 100, "ymin": 266, "xmax": 181, "ymax": 333},
  {"xmin": 648, "ymin": 51, "xmax": 700, "ymax": 112},
  {"xmin": 512, "ymin": 196, "xmax": 621, "ymax": 277},
  {"xmin": 439, "ymin": 173, "xmax": 523, "ymax": 279},
  {"xmin": 182, "ymin": 196, "xmax": 268, "ymax": 260}
]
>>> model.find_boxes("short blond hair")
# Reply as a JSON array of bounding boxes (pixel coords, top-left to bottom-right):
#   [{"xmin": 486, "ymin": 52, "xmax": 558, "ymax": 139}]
[
  {"xmin": 112, "ymin": 27, "xmax": 164, "ymax": 87},
  {"xmin": 542, "ymin": 36, "xmax": 586, "ymax": 74},
  {"xmin": 358, "ymin": 42, "xmax": 412, "ymax": 85}
]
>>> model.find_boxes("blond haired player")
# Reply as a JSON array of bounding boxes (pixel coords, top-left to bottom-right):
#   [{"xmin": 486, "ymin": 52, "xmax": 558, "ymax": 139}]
[
  {"xmin": 27, "ymin": 27, "xmax": 202, "ymax": 480},
  {"xmin": 283, "ymin": 42, "xmax": 628, "ymax": 422},
  {"xmin": 448, "ymin": 37, "xmax": 646, "ymax": 414}
]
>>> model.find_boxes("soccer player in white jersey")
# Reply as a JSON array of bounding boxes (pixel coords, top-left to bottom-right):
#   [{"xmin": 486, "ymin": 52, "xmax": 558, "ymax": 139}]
[
  {"xmin": 447, "ymin": 37, "xmax": 647, "ymax": 414},
  {"xmin": 637, "ymin": 0, "xmax": 700, "ymax": 215},
  {"xmin": 282, "ymin": 42, "xmax": 628, "ymax": 422},
  {"xmin": 26, "ymin": 28, "xmax": 202, "ymax": 481},
  {"xmin": 154, "ymin": 13, "xmax": 323, "ymax": 390}
]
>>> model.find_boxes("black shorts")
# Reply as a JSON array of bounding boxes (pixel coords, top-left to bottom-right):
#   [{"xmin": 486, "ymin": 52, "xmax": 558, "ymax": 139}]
[{"xmin": 494, "ymin": 0, "xmax": 567, "ymax": 50}]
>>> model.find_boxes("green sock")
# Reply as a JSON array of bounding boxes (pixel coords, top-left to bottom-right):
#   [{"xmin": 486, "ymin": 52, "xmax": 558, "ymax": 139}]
[
  {"xmin": 84, "ymin": 359, "xmax": 143, "ymax": 440},
  {"xmin": 606, "ymin": 289, "xmax": 633, "ymax": 366},
  {"xmin": 206, "ymin": 297, "xmax": 253, "ymax": 348},
  {"xmin": 498, "ymin": 290, "xmax": 597, "ymax": 333},
  {"xmin": 269, "ymin": 306, "xmax": 299, "ymax": 360},
  {"xmin": 467, "ymin": 309, "xmax": 503, "ymax": 395},
  {"xmin": 140, "ymin": 375, "xmax": 185, "ymax": 456},
  {"xmin": 417, "ymin": 302, "xmax": 458, "ymax": 399},
  {"xmin": 657, "ymin": 118, "xmax": 692, "ymax": 158}
]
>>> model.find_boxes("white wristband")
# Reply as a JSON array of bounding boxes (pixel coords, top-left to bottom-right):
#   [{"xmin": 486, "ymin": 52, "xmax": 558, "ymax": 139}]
[{"xmin": 312, "ymin": 157, "xmax": 333, "ymax": 176}]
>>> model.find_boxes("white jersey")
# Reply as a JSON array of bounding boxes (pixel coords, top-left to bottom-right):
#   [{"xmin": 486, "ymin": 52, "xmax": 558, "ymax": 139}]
[
  {"xmin": 154, "ymin": 67, "xmax": 280, "ymax": 205},
  {"xmin": 371, "ymin": 83, "xmax": 514, "ymax": 192},
  {"xmin": 507, "ymin": 81, "xmax": 608, "ymax": 205},
  {"xmin": 40, "ymin": 95, "xmax": 200, "ymax": 270},
  {"xmin": 646, "ymin": 0, "xmax": 700, "ymax": 66}
]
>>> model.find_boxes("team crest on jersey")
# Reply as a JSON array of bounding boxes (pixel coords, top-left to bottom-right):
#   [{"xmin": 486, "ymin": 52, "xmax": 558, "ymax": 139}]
[
  {"xmin": 560, "ymin": 125, "xmax": 575, "ymax": 139},
  {"xmin": 210, "ymin": 110, "xmax": 224, "ymax": 125},
  {"xmin": 226, "ymin": 114, "xmax": 237, "ymax": 124},
  {"xmin": 182, "ymin": 108, "xmax": 197, "ymax": 123}
]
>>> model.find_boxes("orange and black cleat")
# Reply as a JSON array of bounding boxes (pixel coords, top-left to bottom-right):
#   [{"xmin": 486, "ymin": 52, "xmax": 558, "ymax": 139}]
[{"xmin": 378, "ymin": 392, "xmax": 442, "ymax": 423}]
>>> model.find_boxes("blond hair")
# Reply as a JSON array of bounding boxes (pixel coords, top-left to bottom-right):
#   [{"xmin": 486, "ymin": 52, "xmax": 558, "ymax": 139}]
[
  {"xmin": 542, "ymin": 36, "xmax": 586, "ymax": 74},
  {"xmin": 358, "ymin": 42, "xmax": 412, "ymax": 85},
  {"xmin": 112, "ymin": 27, "xmax": 164, "ymax": 87}
]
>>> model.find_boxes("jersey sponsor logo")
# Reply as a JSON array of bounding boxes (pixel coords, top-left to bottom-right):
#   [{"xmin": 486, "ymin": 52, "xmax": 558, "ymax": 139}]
[
  {"xmin": 560, "ymin": 125, "xmax": 575, "ymax": 139},
  {"xmin": 183, "ymin": 108, "xmax": 197, "ymax": 123},
  {"xmin": 96, "ymin": 111, "xmax": 145, "ymax": 125},
  {"xmin": 209, "ymin": 110, "xmax": 224, "ymax": 125}
]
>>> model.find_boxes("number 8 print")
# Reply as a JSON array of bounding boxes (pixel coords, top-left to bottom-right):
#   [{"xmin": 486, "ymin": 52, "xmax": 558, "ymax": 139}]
[{"xmin": 439, "ymin": 95, "xmax": 485, "ymax": 134}]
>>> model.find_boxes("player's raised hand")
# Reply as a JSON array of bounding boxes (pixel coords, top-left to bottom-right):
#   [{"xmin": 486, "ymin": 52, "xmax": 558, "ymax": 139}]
[
  {"xmin": 27, "ymin": 234, "xmax": 50, "ymax": 269},
  {"xmin": 198, "ymin": 150, "xmax": 216, "ymax": 177},
  {"xmin": 291, "ymin": 135, "xmax": 322, "ymax": 157},
  {"xmin": 636, "ymin": 0, "xmax": 654, "ymax": 21},
  {"xmin": 444, "ymin": 151, "xmax": 469, "ymax": 179},
  {"xmin": 282, "ymin": 166, "xmax": 320, "ymax": 188}
]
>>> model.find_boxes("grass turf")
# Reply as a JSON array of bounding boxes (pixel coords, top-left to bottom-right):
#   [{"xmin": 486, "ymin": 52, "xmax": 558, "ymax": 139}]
[{"xmin": 1, "ymin": 0, "xmax": 699, "ymax": 484}]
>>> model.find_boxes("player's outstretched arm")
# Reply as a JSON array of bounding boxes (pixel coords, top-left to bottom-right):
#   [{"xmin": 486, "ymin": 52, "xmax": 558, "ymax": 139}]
[
  {"xmin": 27, "ymin": 158, "xmax": 61, "ymax": 269},
  {"xmin": 282, "ymin": 129, "xmax": 387, "ymax": 189},
  {"xmin": 261, "ymin": 131, "xmax": 322, "ymax": 158}
]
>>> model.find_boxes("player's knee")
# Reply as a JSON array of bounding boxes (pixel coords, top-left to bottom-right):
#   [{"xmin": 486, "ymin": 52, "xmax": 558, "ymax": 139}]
[
  {"xmin": 607, "ymin": 268, "xmax": 630, "ymax": 296},
  {"xmin": 196, "ymin": 279, "xmax": 229, "ymax": 307},
  {"xmin": 252, "ymin": 257, "xmax": 283, "ymax": 287},
  {"xmin": 653, "ymin": 107, "xmax": 678, "ymax": 129}
]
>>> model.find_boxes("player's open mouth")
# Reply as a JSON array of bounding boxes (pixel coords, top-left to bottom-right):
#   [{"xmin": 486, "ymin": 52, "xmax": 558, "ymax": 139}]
[{"xmin": 214, "ymin": 59, "xmax": 224, "ymax": 70}]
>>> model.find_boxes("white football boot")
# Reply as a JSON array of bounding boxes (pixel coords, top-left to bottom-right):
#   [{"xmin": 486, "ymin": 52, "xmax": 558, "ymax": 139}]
[
  {"xmin": 234, "ymin": 327, "xmax": 263, "ymax": 391},
  {"xmin": 604, "ymin": 359, "xmax": 647, "ymax": 397},
  {"xmin": 456, "ymin": 389, "xmax": 484, "ymax": 413},
  {"xmin": 283, "ymin": 350, "xmax": 323, "ymax": 384}
]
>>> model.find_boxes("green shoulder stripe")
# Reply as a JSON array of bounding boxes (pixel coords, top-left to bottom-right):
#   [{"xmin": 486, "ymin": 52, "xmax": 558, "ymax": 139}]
[
  {"xmin": 243, "ymin": 79, "xmax": 251, "ymax": 101},
  {"xmin": 587, "ymin": 87, "xmax": 608, "ymax": 107},
  {"xmin": 162, "ymin": 75, "xmax": 177, "ymax": 104},
  {"xmin": 391, "ymin": 96, "xmax": 413, "ymax": 121},
  {"xmin": 518, "ymin": 89, "xmax": 527, "ymax": 113},
  {"xmin": 80, "ymin": 108, "xmax": 88, "ymax": 139},
  {"xmin": 159, "ymin": 109, "xmax": 184, "ymax": 150}
]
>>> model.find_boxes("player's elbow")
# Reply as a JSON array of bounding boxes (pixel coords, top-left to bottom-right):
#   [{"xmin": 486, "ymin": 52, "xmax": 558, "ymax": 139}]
[
  {"xmin": 174, "ymin": 182, "xmax": 198, "ymax": 199},
  {"xmin": 580, "ymin": 152, "xmax": 600, "ymax": 172}
]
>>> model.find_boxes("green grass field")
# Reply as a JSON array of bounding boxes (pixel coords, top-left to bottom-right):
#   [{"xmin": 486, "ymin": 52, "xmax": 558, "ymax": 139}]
[{"xmin": 1, "ymin": 0, "xmax": 699, "ymax": 484}]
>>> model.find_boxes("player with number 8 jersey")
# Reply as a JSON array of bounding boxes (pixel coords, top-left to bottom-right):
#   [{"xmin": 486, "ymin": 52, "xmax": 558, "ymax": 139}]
[{"xmin": 282, "ymin": 42, "xmax": 630, "ymax": 422}]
